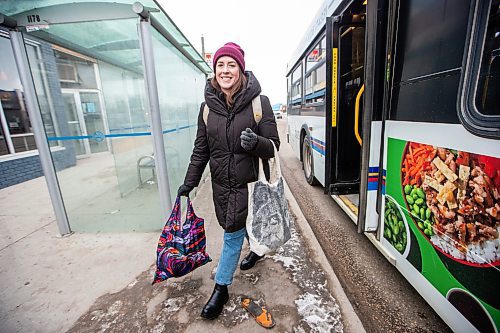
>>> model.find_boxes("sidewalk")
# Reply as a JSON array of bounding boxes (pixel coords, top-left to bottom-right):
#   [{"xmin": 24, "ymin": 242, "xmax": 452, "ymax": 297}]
[{"xmin": 0, "ymin": 174, "xmax": 364, "ymax": 332}]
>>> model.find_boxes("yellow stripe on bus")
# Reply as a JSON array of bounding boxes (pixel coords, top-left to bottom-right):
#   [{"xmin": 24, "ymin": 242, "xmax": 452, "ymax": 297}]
[{"xmin": 332, "ymin": 48, "xmax": 338, "ymax": 127}]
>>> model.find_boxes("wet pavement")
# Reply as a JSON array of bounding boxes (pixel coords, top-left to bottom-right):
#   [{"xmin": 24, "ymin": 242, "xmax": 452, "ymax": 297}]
[{"xmin": 65, "ymin": 177, "xmax": 356, "ymax": 332}]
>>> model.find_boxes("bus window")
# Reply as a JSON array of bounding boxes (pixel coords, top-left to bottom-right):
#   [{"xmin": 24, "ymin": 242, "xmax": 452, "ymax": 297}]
[
  {"xmin": 306, "ymin": 43, "xmax": 320, "ymax": 72},
  {"xmin": 305, "ymin": 71, "xmax": 314, "ymax": 96},
  {"xmin": 317, "ymin": 36, "xmax": 327, "ymax": 96},
  {"xmin": 475, "ymin": 1, "xmax": 499, "ymax": 117},
  {"xmin": 460, "ymin": 0, "xmax": 500, "ymax": 138},
  {"xmin": 390, "ymin": 1, "xmax": 469, "ymax": 124},
  {"xmin": 291, "ymin": 65, "xmax": 302, "ymax": 107},
  {"xmin": 305, "ymin": 36, "xmax": 327, "ymax": 105},
  {"xmin": 319, "ymin": 37, "xmax": 326, "ymax": 61},
  {"xmin": 286, "ymin": 75, "xmax": 292, "ymax": 111}
]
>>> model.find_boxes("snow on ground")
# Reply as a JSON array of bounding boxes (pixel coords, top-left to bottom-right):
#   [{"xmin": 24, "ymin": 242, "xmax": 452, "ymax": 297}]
[{"xmin": 272, "ymin": 220, "xmax": 343, "ymax": 333}]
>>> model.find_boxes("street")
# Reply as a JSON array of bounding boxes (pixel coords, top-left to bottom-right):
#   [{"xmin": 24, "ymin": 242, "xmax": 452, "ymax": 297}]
[{"xmin": 275, "ymin": 116, "xmax": 452, "ymax": 333}]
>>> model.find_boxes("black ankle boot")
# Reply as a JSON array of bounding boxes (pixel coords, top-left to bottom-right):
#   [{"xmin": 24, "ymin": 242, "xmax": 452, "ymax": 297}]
[
  {"xmin": 200, "ymin": 283, "xmax": 229, "ymax": 319},
  {"xmin": 240, "ymin": 251, "xmax": 264, "ymax": 271}
]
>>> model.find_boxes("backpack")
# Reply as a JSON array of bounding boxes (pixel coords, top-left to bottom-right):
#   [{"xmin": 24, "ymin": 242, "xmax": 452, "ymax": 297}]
[{"xmin": 203, "ymin": 96, "xmax": 262, "ymax": 126}]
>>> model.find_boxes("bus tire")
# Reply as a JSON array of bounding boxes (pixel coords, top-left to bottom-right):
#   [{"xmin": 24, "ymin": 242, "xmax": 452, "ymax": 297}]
[{"xmin": 302, "ymin": 135, "xmax": 318, "ymax": 185}]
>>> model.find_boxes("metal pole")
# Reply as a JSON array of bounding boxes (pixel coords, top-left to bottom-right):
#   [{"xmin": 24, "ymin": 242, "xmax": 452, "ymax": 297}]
[
  {"xmin": 201, "ymin": 35, "xmax": 205, "ymax": 58},
  {"xmin": 9, "ymin": 29, "xmax": 71, "ymax": 235},
  {"xmin": 136, "ymin": 13, "xmax": 172, "ymax": 217}
]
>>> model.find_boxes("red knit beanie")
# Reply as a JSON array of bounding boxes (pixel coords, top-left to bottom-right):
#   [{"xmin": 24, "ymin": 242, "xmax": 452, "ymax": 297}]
[{"xmin": 213, "ymin": 42, "xmax": 245, "ymax": 72}]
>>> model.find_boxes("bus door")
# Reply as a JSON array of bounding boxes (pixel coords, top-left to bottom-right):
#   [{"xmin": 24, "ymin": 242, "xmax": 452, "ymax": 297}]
[{"xmin": 325, "ymin": 4, "xmax": 366, "ymax": 196}]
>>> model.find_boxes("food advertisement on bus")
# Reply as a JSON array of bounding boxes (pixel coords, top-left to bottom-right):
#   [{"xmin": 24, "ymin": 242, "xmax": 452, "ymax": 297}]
[{"xmin": 384, "ymin": 137, "xmax": 499, "ymax": 333}]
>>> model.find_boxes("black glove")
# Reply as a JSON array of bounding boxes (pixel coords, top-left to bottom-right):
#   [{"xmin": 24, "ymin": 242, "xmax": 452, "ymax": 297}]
[
  {"xmin": 240, "ymin": 128, "xmax": 258, "ymax": 151},
  {"xmin": 177, "ymin": 184, "xmax": 194, "ymax": 197}
]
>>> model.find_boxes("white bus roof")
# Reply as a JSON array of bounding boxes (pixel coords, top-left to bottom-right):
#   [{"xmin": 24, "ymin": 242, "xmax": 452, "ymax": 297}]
[{"xmin": 286, "ymin": 0, "xmax": 344, "ymax": 76}]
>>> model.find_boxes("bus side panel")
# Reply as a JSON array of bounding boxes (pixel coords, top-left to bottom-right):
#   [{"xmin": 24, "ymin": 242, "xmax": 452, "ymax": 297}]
[
  {"xmin": 382, "ymin": 121, "xmax": 500, "ymax": 333},
  {"xmin": 365, "ymin": 121, "xmax": 382, "ymax": 232},
  {"xmin": 286, "ymin": 115, "xmax": 327, "ymax": 186},
  {"xmin": 309, "ymin": 117, "xmax": 326, "ymax": 186},
  {"xmin": 287, "ymin": 114, "xmax": 302, "ymax": 160}
]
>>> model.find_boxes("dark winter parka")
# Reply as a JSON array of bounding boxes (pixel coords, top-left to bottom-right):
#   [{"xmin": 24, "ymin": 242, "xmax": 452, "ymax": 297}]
[{"xmin": 184, "ymin": 72, "xmax": 280, "ymax": 232}]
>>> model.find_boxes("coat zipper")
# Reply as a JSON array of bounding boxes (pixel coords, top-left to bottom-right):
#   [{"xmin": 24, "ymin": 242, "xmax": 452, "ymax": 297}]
[
  {"xmin": 226, "ymin": 111, "xmax": 236, "ymax": 228},
  {"xmin": 226, "ymin": 112, "xmax": 235, "ymax": 186}
]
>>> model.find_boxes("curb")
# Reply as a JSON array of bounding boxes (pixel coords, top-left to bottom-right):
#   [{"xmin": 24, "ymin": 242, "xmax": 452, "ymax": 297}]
[{"xmin": 283, "ymin": 179, "xmax": 367, "ymax": 333}]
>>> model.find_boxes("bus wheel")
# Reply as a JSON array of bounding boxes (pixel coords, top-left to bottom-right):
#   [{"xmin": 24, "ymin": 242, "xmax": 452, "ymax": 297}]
[{"xmin": 302, "ymin": 135, "xmax": 318, "ymax": 185}]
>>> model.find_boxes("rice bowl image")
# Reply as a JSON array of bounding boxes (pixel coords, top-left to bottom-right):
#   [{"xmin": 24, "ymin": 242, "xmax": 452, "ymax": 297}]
[{"xmin": 401, "ymin": 142, "xmax": 500, "ymax": 267}]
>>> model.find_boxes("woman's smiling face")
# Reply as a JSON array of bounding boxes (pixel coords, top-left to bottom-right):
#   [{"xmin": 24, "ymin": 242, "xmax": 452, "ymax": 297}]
[{"xmin": 215, "ymin": 56, "xmax": 240, "ymax": 94}]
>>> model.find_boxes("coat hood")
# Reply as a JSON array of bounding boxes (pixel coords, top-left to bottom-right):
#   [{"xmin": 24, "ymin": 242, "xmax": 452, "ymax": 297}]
[{"xmin": 204, "ymin": 71, "xmax": 261, "ymax": 116}]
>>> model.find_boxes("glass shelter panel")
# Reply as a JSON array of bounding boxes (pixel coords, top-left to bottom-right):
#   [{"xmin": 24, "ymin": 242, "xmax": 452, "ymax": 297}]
[
  {"xmin": 26, "ymin": 41, "xmax": 59, "ymax": 147},
  {"xmin": 25, "ymin": 18, "xmax": 162, "ymax": 232},
  {"xmin": 150, "ymin": 28, "xmax": 206, "ymax": 203},
  {"xmin": 62, "ymin": 92, "xmax": 86, "ymax": 156},
  {"xmin": 98, "ymin": 62, "xmax": 151, "ymax": 199},
  {"xmin": 80, "ymin": 92, "xmax": 107, "ymax": 154}
]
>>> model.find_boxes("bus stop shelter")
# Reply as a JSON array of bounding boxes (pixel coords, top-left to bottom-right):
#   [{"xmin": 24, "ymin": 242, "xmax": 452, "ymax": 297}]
[{"xmin": 0, "ymin": 1, "xmax": 211, "ymax": 234}]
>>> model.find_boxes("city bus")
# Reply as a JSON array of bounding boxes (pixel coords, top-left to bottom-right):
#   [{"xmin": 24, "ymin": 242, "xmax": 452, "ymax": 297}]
[{"xmin": 285, "ymin": 0, "xmax": 499, "ymax": 332}]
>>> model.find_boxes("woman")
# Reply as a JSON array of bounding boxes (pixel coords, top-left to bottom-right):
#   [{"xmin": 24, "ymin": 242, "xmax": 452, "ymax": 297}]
[{"xmin": 177, "ymin": 42, "xmax": 280, "ymax": 319}]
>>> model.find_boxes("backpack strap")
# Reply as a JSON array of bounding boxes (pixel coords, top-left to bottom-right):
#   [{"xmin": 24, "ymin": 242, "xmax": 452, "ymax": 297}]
[
  {"xmin": 203, "ymin": 103, "xmax": 209, "ymax": 126},
  {"xmin": 203, "ymin": 96, "xmax": 262, "ymax": 126},
  {"xmin": 251, "ymin": 96, "xmax": 262, "ymax": 125}
]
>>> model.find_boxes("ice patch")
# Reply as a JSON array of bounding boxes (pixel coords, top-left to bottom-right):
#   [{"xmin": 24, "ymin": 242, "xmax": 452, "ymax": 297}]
[
  {"xmin": 220, "ymin": 298, "xmax": 249, "ymax": 324},
  {"xmin": 272, "ymin": 254, "xmax": 298, "ymax": 269},
  {"xmin": 294, "ymin": 326, "xmax": 307, "ymax": 333},
  {"xmin": 156, "ymin": 296, "xmax": 182, "ymax": 319},
  {"xmin": 127, "ymin": 279, "xmax": 138, "ymax": 288},
  {"xmin": 272, "ymin": 223, "xmax": 343, "ymax": 332},
  {"xmin": 89, "ymin": 300, "xmax": 122, "ymax": 322},
  {"xmin": 243, "ymin": 273, "xmax": 260, "ymax": 285},
  {"xmin": 225, "ymin": 299, "xmax": 238, "ymax": 312},
  {"xmin": 107, "ymin": 300, "xmax": 123, "ymax": 316},
  {"xmin": 87, "ymin": 300, "xmax": 124, "ymax": 332},
  {"xmin": 295, "ymin": 293, "xmax": 342, "ymax": 332}
]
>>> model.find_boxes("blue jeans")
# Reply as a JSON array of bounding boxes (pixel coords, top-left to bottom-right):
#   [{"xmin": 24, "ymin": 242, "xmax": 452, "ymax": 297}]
[{"xmin": 215, "ymin": 227, "xmax": 246, "ymax": 286}]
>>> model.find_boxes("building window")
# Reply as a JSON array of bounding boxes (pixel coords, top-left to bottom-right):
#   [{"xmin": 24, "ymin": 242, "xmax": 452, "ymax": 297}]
[
  {"xmin": 0, "ymin": 125, "xmax": 8, "ymax": 155},
  {"xmin": 0, "ymin": 34, "xmax": 59, "ymax": 155},
  {"xmin": 1, "ymin": 89, "xmax": 36, "ymax": 152},
  {"xmin": 57, "ymin": 62, "xmax": 78, "ymax": 83},
  {"xmin": 54, "ymin": 49, "xmax": 98, "ymax": 89}
]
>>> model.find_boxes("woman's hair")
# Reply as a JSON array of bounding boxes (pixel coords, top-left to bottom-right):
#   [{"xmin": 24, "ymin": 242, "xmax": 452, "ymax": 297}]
[{"xmin": 211, "ymin": 70, "xmax": 248, "ymax": 109}]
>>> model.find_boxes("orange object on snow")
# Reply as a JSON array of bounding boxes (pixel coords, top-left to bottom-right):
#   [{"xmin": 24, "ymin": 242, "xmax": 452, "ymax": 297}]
[{"xmin": 241, "ymin": 297, "xmax": 276, "ymax": 329}]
